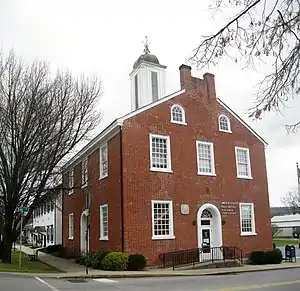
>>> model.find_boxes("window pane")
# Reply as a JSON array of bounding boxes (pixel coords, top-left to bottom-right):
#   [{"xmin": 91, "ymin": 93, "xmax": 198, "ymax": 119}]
[
  {"xmin": 219, "ymin": 116, "xmax": 229, "ymax": 131},
  {"xmin": 241, "ymin": 205, "xmax": 253, "ymax": 233},
  {"xmin": 135, "ymin": 75, "xmax": 139, "ymax": 109},
  {"xmin": 236, "ymin": 149, "xmax": 249, "ymax": 177},
  {"xmin": 151, "ymin": 71, "xmax": 158, "ymax": 101},
  {"xmin": 172, "ymin": 106, "xmax": 183, "ymax": 122},
  {"xmin": 153, "ymin": 202, "xmax": 171, "ymax": 236}
]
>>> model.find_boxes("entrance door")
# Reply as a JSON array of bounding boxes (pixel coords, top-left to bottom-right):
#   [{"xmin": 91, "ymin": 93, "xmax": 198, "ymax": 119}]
[{"xmin": 199, "ymin": 213, "xmax": 213, "ymax": 261}]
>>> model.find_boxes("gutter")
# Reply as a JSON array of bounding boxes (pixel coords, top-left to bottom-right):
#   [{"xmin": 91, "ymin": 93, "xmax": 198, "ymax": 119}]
[{"xmin": 119, "ymin": 126, "xmax": 125, "ymax": 253}]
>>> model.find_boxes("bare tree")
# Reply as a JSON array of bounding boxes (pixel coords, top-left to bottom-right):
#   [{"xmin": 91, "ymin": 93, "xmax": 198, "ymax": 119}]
[
  {"xmin": 281, "ymin": 187, "xmax": 300, "ymax": 214},
  {"xmin": 189, "ymin": 0, "xmax": 300, "ymax": 130},
  {"xmin": 0, "ymin": 50, "xmax": 102, "ymax": 263}
]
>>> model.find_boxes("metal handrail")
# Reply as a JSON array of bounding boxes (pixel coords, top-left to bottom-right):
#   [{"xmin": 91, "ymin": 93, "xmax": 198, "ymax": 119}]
[{"xmin": 159, "ymin": 245, "xmax": 243, "ymax": 270}]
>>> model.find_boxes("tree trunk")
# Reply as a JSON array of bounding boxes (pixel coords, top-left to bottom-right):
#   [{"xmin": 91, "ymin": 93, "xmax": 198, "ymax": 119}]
[{"xmin": 2, "ymin": 221, "xmax": 13, "ymax": 263}]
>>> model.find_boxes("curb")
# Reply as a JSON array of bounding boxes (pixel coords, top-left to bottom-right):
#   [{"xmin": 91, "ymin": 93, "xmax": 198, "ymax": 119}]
[{"xmin": 1, "ymin": 264, "xmax": 300, "ymax": 279}]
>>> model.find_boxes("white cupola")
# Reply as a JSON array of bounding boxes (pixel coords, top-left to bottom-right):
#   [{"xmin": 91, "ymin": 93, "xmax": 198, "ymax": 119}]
[{"xmin": 129, "ymin": 37, "xmax": 167, "ymax": 111}]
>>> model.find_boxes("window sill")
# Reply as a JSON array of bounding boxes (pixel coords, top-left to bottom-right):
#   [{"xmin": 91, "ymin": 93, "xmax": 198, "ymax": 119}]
[
  {"xmin": 152, "ymin": 235, "xmax": 175, "ymax": 240},
  {"xmin": 219, "ymin": 129, "xmax": 232, "ymax": 133},
  {"xmin": 197, "ymin": 172, "xmax": 216, "ymax": 177},
  {"xmin": 68, "ymin": 191, "xmax": 73, "ymax": 196},
  {"xmin": 99, "ymin": 174, "xmax": 108, "ymax": 180},
  {"xmin": 240, "ymin": 232, "xmax": 257, "ymax": 237},
  {"xmin": 68, "ymin": 237, "xmax": 74, "ymax": 240},
  {"xmin": 81, "ymin": 184, "xmax": 88, "ymax": 189},
  {"xmin": 170, "ymin": 120, "xmax": 187, "ymax": 126},
  {"xmin": 150, "ymin": 168, "xmax": 173, "ymax": 173},
  {"xmin": 237, "ymin": 175, "xmax": 253, "ymax": 180},
  {"xmin": 99, "ymin": 237, "xmax": 108, "ymax": 241}
]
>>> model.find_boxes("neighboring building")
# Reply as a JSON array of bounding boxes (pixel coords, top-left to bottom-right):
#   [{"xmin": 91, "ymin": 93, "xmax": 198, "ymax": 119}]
[
  {"xmin": 32, "ymin": 190, "xmax": 62, "ymax": 247},
  {"xmin": 271, "ymin": 214, "xmax": 300, "ymax": 238},
  {"xmin": 23, "ymin": 216, "xmax": 33, "ymax": 245},
  {"xmin": 270, "ymin": 206, "xmax": 295, "ymax": 217},
  {"xmin": 62, "ymin": 42, "xmax": 272, "ymax": 266}
]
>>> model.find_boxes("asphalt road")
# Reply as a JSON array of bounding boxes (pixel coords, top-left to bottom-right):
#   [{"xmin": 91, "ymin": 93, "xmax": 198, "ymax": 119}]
[{"xmin": 1, "ymin": 268, "xmax": 300, "ymax": 291}]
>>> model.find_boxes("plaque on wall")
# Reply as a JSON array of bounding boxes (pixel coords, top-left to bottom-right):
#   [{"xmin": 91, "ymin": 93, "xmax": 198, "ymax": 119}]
[
  {"xmin": 181, "ymin": 204, "xmax": 190, "ymax": 215},
  {"xmin": 221, "ymin": 201, "xmax": 238, "ymax": 217}
]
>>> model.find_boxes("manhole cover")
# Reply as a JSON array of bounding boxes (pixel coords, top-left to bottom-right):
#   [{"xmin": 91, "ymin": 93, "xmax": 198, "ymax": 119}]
[{"xmin": 67, "ymin": 279, "xmax": 87, "ymax": 283}]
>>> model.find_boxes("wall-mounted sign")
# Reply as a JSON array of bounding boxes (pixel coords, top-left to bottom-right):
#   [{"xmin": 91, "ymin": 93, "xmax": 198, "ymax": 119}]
[
  {"xmin": 221, "ymin": 201, "xmax": 238, "ymax": 217},
  {"xmin": 181, "ymin": 204, "xmax": 190, "ymax": 215}
]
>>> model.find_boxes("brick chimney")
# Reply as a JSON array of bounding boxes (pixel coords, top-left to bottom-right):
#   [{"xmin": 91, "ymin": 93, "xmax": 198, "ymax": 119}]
[{"xmin": 179, "ymin": 64, "xmax": 216, "ymax": 100}]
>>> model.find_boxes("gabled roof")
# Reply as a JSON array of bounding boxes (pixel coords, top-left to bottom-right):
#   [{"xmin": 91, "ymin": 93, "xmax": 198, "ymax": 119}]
[
  {"xmin": 63, "ymin": 88, "xmax": 267, "ymax": 170},
  {"xmin": 217, "ymin": 98, "xmax": 268, "ymax": 146}
]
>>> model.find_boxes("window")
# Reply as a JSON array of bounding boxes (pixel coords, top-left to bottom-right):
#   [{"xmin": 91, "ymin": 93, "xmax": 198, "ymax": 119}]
[
  {"xmin": 68, "ymin": 213, "xmax": 74, "ymax": 239},
  {"xmin": 99, "ymin": 144, "xmax": 108, "ymax": 179},
  {"xmin": 218, "ymin": 115, "xmax": 231, "ymax": 132},
  {"xmin": 50, "ymin": 226, "xmax": 54, "ymax": 243},
  {"xmin": 149, "ymin": 134, "xmax": 172, "ymax": 172},
  {"xmin": 46, "ymin": 226, "xmax": 50, "ymax": 243},
  {"xmin": 235, "ymin": 147, "xmax": 252, "ymax": 179},
  {"xmin": 196, "ymin": 141, "xmax": 216, "ymax": 176},
  {"xmin": 135, "ymin": 74, "xmax": 139, "ymax": 109},
  {"xmin": 81, "ymin": 157, "xmax": 88, "ymax": 187},
  {"xmin": 171, "ymin": 104, "xmax": 186, "ymax": 125},
  {"xmin": 151, "ymin": 71, "xmax": 158, "ymax": 101},
  {"xmin": 151, "ymin": 200, "xmax": 175, "ymax": 240},
  {"xmin": 100, "ymin": 204, "xmax": 108, "ymax": 240},
  {"xmin": 69, "ymin": 168, "xmax": 74, "ymax": 194},
  {"xmin": 239, "ymin": 203, "xmax": 256, "ymax": 236}
]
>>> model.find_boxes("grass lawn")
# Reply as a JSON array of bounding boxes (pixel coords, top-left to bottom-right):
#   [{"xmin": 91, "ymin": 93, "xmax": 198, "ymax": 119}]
[
  {"xmin": 273, "ymin": 238, "xmax": 299, "ymax": 246},
  {"xmin": 0, "ymin": 251, "xmax": 59, "ymax": 273}
]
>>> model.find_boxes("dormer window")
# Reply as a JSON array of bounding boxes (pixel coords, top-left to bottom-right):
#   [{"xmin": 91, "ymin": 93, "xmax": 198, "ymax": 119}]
[
  {"xmin": 171, "ymin": 104, "xmax": 186, "ymax": 125},
  {"xmin": 218, "ymin": 115, "xmax": 231, "ymax": 133}
]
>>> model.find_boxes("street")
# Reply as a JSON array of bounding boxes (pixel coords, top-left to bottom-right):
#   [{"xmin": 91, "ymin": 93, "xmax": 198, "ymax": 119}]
[{"xmin": 1, "ymin": 268, "xmax": 300, "ymax": 291}]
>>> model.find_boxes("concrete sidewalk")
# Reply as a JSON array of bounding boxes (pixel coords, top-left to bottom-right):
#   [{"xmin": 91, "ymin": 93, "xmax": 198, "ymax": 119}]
[{"xmin": 16, "ymin": 245, "xmax": 300, "ymax": 279}]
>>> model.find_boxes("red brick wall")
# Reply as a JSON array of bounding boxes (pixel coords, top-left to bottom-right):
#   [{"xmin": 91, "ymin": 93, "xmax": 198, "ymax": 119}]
[
  {"xmin": 121, "ymin": 70, "xmax": 272, "ymax": 265},
  {"xmin": 62, "ymin": 133, "xmax": 123, "ymax": 253}
]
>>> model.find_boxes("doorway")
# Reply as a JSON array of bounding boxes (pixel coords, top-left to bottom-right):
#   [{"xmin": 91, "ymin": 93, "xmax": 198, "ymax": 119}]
[
  {"xmin": 80, "ymin": 211, "xmax": 89, "ymax": 254},
  {"xmin": 197, "ymin": 203, "xmax": 223, "ymax": 261}
]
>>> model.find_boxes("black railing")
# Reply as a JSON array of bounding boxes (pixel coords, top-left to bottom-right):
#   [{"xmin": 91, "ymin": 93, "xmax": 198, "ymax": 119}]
[{"xmin": 159, "ymin": 246, "xmax": 243, "ymax": 270}]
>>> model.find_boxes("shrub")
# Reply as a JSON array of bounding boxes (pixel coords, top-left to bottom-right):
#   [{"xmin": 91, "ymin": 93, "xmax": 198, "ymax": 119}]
[
  {"xmin": 249, "ymin": 251, "xmax": 266, "ymax": 265},
  {"xmin": 57, "ymin": 247, "xmax": 77, "ymax": 259},
  {"xmin": 91, "ymin": 250, "xmax": 109, "ymax": 269},
  {"xmin": 127, "ymin": 254, "xmax": 146, "ymax": 271},
  {"xmin": 265, "ymin": 249, "xmax": 282, "ymax": 264},
  {"xmin": 45, "ymin": 244, "xmax": 63, "ymax": 254},
  {"xmin": 101, "ymin": 252, "xmax": 129, "ymax": 271}
]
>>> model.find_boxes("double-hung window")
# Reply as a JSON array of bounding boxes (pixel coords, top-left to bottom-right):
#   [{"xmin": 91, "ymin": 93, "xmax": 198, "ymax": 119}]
[
  {"xmin": 68, "ymin": 168, "xmax": 74, "ymax": 194},
  {"xmin": 235, "ymin": 147, "xmax": 252, "ymax": 179},
  {"xmin": 239, "ymin": 203, "xmax": 256, "ymax": 236},
  {"xmin": 82, "ymin": 157, "xmax": 88, "ymax": 187},
  {"xmin": 196, "ymin": 141, "xmax": 216, "ymax": 176},
  {"xmin": 150, "ymin": 134, "xmax": 172, "ymax": 172},
  {"xmin": 100, "ymin": 144, "xmax": 108, "ymax": 179},
  {"xmin": 68, "ymin": 213, "xmax": 74, "ymax": 239},
  {"xmin": 100, "ymin": 204, "xmax": 108, "ymax": 240}
]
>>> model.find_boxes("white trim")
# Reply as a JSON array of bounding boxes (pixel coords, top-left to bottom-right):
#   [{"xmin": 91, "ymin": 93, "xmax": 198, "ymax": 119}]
[
  {"xmin": 235, "ymin": 146, "xmax": 253, "ymax": 179},
  {"xmin": 151, "ymin": 200, "xmax": 175, "ymax": 240},
  {"xmin": 239, "ymin": 202, "xmax": 257, "ymax": 236},
  {"xmin": 218, "ymin": 114, "xmax": 232, "ymax": 133},
  {"xmin": 149, "ymin": 134, "xmax": 173, "ymax": 173},
  {"xmin": 196, "ymin": 141, "xmax": 216, "ymax": 176},
  {"xmin": 81, "ymin": 156, "xmax": 88, "ymax": 188},
  {"xmin": 68, "ymin": 213, "xmax": 74, "ymax": 240},
  {"xmin": 217, "ymin": 98, "xmax": 268, "ymax": 146},
  {"xmin": 99, "ymin": 204, "xmax": 109, "ymax": 241},
  {"xmin": 170, "ymin": 104, "xmax": 187, "ymax": 125},
  {"xmin": 68, "ymin": 169, "xmax": 74, "ymax": 195},
  {"xmin": 99, "ymin": 143, "xmax": 108, "ymax": 180}
]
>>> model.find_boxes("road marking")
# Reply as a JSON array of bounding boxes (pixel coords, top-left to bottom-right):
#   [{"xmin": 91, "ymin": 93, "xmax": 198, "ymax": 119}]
[
  {"xmin": 204, "ymin": 279, "xmax": 300, "ymax": 291},
  {"xmin": 35, "ymin": 277, "xmax": 60, "ymax": 291},
  {"xmin": 93, "ymin": 278, "xmax": 118, "ymax": 283}
]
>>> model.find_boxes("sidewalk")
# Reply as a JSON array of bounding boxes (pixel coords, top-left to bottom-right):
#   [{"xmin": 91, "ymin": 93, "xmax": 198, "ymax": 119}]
[{"xmin": 16, "ymin": 245, "xmax": 300, "ymax": 279}]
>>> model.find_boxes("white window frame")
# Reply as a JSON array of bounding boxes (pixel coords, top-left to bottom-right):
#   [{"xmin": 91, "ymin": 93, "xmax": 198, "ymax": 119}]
[
  {"xmin": 68, "ymin": 168, "xmax": 74, "ymax": 195},
  {"xmin": 235, "ymin": 147, "xmax": 252, "ymax": 179},
  {"xmin": 99, "ymin": 143, "xmax": 108, "ymax": 179},
  {"xmin": 81, "ymin": 156, "xmax": 88, "ymax": 188},
  {"xmin": 149, "ymin": 133, "xmax": 173, "ymax": 173},
  {"xmin": 151, "ymin": 200, "xmax": 175, "ymax": 240},
  {"xmin": 170, "ymin": 104, "xmax": 187, "ymax": 125},
  {"xmin": 218, "ymin": 114, "xmax": 232, "ymax": 133},
  {"xmin": 99, "ymin": 204, "xmax": 108, "ymax": 241},
  {"xmin": 239, "ymin": 202, "xmax": 256, "ymax": 236},
  {"xmin": 68, "ymin": 213, "xmax": 74, "ymax": 240},
  {"xmin": 196, "ymin": 141, "xmax": 216, "ymax": 176}
]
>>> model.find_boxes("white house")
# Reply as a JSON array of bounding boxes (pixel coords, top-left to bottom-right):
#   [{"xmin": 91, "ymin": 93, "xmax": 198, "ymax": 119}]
[
  {"xmin": 271, "ymin": 214, "xmax": 300, "ymax": 238},
  {"xmin": 32, "ymin": 190, "xmax": 62, "ymax": 247}
]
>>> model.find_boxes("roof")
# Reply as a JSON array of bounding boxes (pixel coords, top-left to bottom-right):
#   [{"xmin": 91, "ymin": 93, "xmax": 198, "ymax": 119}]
[
  {"xmin": 63, "ymin": 89, "xmax": 268, "ymax": 170},
  {"xmin": 271, "ymin": 214, "xmax": 300, "ymax": 223}
]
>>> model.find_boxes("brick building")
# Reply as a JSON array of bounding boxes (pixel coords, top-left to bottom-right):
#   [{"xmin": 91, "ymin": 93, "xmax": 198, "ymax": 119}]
[{"xmin": 62, "ymin": 42, "xmax": 273, "ymax": 266}]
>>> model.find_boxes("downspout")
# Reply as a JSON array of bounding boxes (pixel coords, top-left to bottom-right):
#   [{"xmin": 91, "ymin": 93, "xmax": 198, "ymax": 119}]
[{"xmin": 119, "ymin": 126, "xmax": 124, "ymax": 253}]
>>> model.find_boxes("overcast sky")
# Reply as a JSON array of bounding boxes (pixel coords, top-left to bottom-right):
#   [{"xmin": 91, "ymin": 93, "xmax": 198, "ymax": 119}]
[{"xmin": 1, "ymin": 0, "xmax": 299, "ymax": 206}]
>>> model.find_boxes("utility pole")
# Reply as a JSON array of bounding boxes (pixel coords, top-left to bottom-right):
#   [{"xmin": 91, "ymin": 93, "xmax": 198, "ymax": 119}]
[
  {"xmin": 84, "ymin": 188, "xmax": 90, "ymax": 275},
  {"xmin": 19, "ymin": 213, "xmax": 23, "ymax": 269}
]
